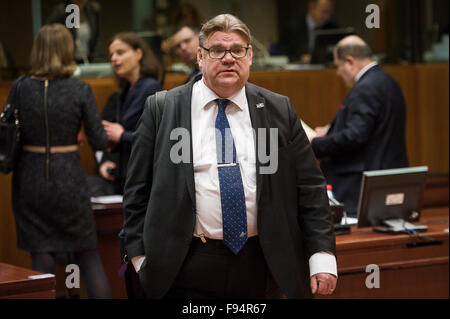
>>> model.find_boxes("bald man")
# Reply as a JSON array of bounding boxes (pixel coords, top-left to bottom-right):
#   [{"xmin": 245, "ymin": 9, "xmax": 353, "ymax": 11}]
[
  {"xmin": 280, "ymin": 0, "xmax": 337, "ymax": 63},
  {"xmin": 311, "ymin": 36, "xmax": 409, "ymax": 216}
]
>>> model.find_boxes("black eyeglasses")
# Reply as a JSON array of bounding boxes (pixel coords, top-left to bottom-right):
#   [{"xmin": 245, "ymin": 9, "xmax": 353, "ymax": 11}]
[{"xmin": 200, "ymin": 45, "xmax": 249, "ymax": 59}]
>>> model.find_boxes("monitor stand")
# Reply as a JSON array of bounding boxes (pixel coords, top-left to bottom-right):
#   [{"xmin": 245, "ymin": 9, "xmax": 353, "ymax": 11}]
[{"xmin": 373, "ymin": 218, "xmax": 428, "ymax": 234}]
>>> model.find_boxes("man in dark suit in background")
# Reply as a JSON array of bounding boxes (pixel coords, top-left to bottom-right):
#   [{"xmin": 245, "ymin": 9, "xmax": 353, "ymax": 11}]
[
  {"xmin": 280, "ymin": 0, "xmax": 337, "ymax": 63},
  {"xmin": 122, "ymin": 14, "xmax": 337, "ymax": 299},
  {"xmin": 311, "ymin": 35, "xmax": 409, "ymax": 217},
  {"xmin": 170, "ymin": 25, "xmax": 202, "ymax": 83}
]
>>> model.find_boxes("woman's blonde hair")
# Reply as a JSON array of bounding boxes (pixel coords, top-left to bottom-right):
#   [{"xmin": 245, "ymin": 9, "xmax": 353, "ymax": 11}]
[{"xmin": 29, "ymin": 23, "xmax": 77, "ymax": 79}]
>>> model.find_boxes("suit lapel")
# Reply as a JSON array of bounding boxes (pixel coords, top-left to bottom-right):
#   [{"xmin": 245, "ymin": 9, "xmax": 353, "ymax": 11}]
[
  {"xmin": 245, "ymin": 83, "xmax": 268, "ymax": 205},
  {"xmin": 176, "ymin": 79, "xmax": 197, "ymax": 206}
]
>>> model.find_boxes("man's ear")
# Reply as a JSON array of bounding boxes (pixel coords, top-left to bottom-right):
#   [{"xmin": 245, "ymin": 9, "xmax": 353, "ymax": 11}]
[
  {"xmin": 346, "ymin": 55, "xmax": 356, "ymax": 66},
  {"xmin": 247, "ymin": 45, "xmax": 253, "ymax": 66}
]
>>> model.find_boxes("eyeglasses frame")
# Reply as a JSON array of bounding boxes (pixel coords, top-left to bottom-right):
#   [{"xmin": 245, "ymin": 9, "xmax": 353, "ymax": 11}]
[{"xmin": 200, "ymin": 44, "xmax": 250, "ymax": 60}]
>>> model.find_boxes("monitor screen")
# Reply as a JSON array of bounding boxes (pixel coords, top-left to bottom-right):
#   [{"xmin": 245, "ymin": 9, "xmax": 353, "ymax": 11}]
[
  {"xmin": 356, "ymin": 166, "xmax": 429, "ymax": 228},
  {"xmin": 312, "ymin": 27, "xmax": 355, "ymax": 65}
]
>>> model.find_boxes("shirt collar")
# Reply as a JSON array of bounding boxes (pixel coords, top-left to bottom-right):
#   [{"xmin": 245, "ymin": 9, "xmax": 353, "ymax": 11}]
[
  {"xmin": 355, "ymin": 61, "xmax": 378, "ymax": 83},
  {"xmin": 196, "ymin": 78, "xmax": 246, "ymax": 111}
]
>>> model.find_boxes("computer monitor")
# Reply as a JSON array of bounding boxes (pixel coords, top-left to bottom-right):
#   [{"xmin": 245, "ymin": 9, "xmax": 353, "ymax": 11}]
[
  {"xmin": 356, "ymin": 166, "xmax": 429, "ymax": 228},
  {"xmin": 312, "ymin": 27, "xmax": 355, "ymax": 65}
]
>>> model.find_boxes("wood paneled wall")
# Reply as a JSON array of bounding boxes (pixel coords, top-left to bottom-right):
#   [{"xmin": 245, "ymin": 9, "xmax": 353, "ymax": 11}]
[{"xmin": 0, "ymin": 63, "xmax": 448, "ymax": 268}]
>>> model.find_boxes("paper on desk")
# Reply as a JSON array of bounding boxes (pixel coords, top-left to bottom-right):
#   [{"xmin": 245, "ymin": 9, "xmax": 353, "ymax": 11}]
[
  {"xmin": 341, "ymin": 217, "xmax": 358, "ymax": 225},
  {"xmin": 300, "ymin": 120, "xmax": 317, "ymax": 140},
  {"xmin": 90, "ymin": 195, "xmax": 123, "ymax": 204},
  {"xmin": 28, "ymin": 274, "xmax": 55, "ymax": 280}
]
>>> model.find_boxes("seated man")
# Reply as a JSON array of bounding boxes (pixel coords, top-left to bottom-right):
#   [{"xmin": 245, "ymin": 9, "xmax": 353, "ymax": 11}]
[
  {"xmin": 311, "ymin": 35, "xmax": 409, "ymax": 216},
  {"xmin": 280, "ymin": 0, "xmax": 337, "ymax": 63}
]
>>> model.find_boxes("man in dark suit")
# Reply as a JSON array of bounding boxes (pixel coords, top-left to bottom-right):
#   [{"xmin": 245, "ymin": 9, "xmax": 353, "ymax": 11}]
[
  {"xmin": 122, "ymin": 14, "xmax": 337, "ymax": 299},
  {"xmin": 280, "ymin": 0, "xmax": 337, "ymax": 63},
  {"xmin": 170, "ymin": 25, "xmax": 202, "ymax": 83},
  {"xmin": 311, "ymin": 36, "xmax": 409, "ymax": 217}
]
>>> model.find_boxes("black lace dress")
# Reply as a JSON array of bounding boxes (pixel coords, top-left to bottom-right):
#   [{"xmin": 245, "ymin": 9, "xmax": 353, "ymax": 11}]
[{"xmin": 9, "ymin": 77, "xmax": 107, "ymax": 253}]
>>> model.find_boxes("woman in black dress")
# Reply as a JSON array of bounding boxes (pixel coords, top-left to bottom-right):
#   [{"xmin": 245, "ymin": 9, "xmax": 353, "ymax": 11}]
[{"xmin": 8, "ymin": 24, "xmax": 111, "ymax": 298}]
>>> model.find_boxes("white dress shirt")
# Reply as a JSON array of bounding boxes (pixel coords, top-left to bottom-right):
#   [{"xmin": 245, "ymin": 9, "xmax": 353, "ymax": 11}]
[
  {"xmin": 190, "ymin": 79, "xmax": 337, "ymax": 278},
  {"xmin": 191, "ymin": 78, "xmax": 258, "ymax": 239},
  {"xmin": 355, "ymin": 61, "xmax": 378, "ymax": 83}
]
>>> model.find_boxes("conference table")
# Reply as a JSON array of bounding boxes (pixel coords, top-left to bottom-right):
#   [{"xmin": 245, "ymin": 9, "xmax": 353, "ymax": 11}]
[
  {"xmin": 320, "ymin": 207, "xmax": 449, "ymax": 299},
  {"xmin": 0, "ymin": 262, "xmax": 56, "ymax": 299},
  {"xmin": 92, "ymin": 204, "xmax": 449, "ymax": 299}
]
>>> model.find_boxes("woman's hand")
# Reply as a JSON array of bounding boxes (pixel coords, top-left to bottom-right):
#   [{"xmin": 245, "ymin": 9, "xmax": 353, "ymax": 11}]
[
  {"xmin": 77, "ymin": 130, "xmax": 85, "ymax": 146},
  {"xmin": 103, "ymin": 120, "xmax": 125, "ymax": 144},
  {"xmin": 99, "ymin": 161, "xmax": 116, "ymax": 181}
]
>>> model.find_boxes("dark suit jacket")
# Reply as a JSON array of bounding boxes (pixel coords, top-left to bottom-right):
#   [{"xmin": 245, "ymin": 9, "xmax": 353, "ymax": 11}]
[
  {"xmin": 122, "ymin": 76, "xmax": 336, "ymax": 299},
  {"xmin": 311, "ymin": 65, "xmax": 409, "ymax": 214},
  {"xmin": 100, "ymin": 76, "xmax": 162, "ymax": 191},
  {"xmin": 183, "ymin": 65, "xmax": 202, "ymax": 84},
  {"xmin": 279, "ymin": 15, "xmax": 337, "ymax": 62}
]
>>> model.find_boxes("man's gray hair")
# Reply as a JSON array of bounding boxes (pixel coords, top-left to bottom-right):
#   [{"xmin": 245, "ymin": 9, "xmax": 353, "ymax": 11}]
[
  {"xmin": 335, "ymin": 44, "xmax": 373, "ymax": 61},
  {"xmin": 199, "ymin": 14, "xmax": 251, "ymax": 47}
]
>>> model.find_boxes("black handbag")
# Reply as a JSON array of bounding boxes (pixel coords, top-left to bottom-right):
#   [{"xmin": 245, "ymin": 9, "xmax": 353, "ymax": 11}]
[{"xmin": 0, "ymin": 76, "xmax": 25, "ymax": 174}]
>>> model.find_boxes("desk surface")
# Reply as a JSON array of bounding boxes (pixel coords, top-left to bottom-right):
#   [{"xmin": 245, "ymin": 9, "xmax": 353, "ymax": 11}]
[
  {"xmin": 92, "ymin": 204, "xmax": 449, "ymax": 245},
  {"xmin": 337, "ymin": 207, "xmax": 449, "ymax": 250},
  {"xmin": 328, "ymin": 207, "xmax": 449, "ymax": 298},
  {"xmin": 92, "ymin": 204, "xmax": 448, "ymax": 299},
  {"xmin": 0, "ymin": 262, "xmax": 56, "ymax": 299}
]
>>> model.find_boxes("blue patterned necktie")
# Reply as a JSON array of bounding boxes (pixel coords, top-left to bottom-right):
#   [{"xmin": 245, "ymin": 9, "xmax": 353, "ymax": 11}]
[{"xmin": 215, "ymin": 98, "xmax": 248, "ymax": 255}]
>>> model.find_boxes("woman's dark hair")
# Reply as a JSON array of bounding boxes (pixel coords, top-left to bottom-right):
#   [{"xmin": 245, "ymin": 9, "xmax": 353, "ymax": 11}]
[{"xmin": 110, "ymin": 32, "xmax": 163, "ymax": 88}]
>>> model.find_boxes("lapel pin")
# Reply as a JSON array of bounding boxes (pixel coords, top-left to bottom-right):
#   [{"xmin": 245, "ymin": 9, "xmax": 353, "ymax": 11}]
[{"xmin": 256, "ymin": 103, "xmax": 265, "ymax": 109}]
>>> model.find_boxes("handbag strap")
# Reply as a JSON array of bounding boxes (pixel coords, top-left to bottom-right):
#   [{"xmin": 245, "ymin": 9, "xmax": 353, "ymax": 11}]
[
  {"xmin": 154, "ymin": 90, "xmax": 167, "ymax": 134},
  {"xmin": 12, "ymin": 76, "xmax": 25, "ymax": 114}
]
